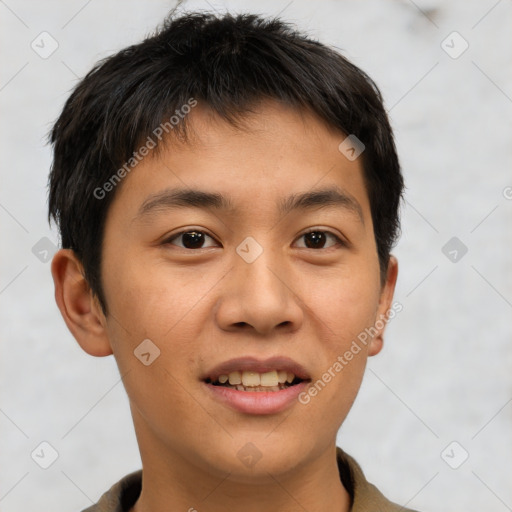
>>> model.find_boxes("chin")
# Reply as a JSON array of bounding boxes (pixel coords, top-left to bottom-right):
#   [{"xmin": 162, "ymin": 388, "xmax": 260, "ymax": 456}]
[{"xmin": 200, "ymin": 440, "xmax": 305, "ymax": 483}]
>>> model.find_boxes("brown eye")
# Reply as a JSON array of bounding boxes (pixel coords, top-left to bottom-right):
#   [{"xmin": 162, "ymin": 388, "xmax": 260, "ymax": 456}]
[
  {"xmin": 166, "ymin": 230, "xmax": 218, "ymax": 249},
  {"xmin": 295, "ymin": 230, "xmax": 343, "ymax": 249}
]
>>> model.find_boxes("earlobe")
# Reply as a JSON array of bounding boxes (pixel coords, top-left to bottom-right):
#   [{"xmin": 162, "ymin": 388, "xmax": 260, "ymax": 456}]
[
  {"xmin": 51, "ymin": 249, "xmax": 113, "ymax": 357},
  {"xmin": 368, "ymin": 255, "xmax": 399, "ymax": 357}
]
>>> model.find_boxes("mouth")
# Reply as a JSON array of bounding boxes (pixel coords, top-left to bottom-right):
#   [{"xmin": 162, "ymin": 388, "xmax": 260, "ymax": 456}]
[
  {"xmin": 202, "ymin": 357, "xmax": 312, "ymax": 415},
  {"xmin": 204, "ymin": 370, "xmax": 306, "ymax": 392}
]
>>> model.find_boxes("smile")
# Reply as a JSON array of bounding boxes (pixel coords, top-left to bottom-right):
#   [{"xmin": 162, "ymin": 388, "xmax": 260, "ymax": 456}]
[
  {"xmin": 206, "ymin": 369, "xmax": 303, "ymax": 391},
  {"xmin": 202, "ymin": 356, "xmax": 312, "ymax": 414}
]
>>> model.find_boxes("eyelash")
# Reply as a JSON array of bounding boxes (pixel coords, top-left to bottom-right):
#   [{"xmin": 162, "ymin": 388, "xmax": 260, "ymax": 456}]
[{"xmin": 163, "ymin": 228, "xmax": 345, "ymax": 250}]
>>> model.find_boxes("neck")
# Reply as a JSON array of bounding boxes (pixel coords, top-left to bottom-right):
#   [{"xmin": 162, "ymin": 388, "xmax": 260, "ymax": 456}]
[
  {"xmin": 132, "ymin": 453, "xmax": 350, "ymax": 512},
  {"xmin": 129, "ymin": 417, "xmax": 351, "ymax": 512}
]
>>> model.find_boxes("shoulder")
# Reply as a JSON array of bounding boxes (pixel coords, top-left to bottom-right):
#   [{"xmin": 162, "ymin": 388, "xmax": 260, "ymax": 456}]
[
  {"xmin": 80, "ymin": 470, "xmax": 142, "ymax": 512},
  {"xmin": 336, "ymin": 447, "xmax": 420, "ymax": 512}
]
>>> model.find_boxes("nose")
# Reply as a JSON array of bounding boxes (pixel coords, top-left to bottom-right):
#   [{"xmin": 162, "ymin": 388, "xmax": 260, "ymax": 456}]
[{"xmin": 214, "ymin": 247, "xmax": 304, "ymax": 336}]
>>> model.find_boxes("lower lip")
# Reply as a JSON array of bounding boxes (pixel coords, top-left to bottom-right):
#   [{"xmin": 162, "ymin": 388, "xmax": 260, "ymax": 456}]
[{"xmin": 203, "ymin": 381, "xmax": 309, "ymax": 415}]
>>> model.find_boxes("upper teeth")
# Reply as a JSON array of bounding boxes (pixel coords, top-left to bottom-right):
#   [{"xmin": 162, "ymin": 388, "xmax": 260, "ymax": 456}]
[{"xmin": 217, "ymin": 370, "xmax": 296, "ymax": 387}]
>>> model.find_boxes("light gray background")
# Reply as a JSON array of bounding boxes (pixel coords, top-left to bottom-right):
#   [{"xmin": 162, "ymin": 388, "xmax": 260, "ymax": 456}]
[{"xmin": 1, "ymin": 0, "xmax": 511, "ymax": 510}]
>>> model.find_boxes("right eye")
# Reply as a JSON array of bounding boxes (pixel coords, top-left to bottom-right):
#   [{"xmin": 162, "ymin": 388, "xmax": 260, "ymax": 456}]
[{"xmin": 163, "ymin": 230, "xmax": 220, "ymax": 250}]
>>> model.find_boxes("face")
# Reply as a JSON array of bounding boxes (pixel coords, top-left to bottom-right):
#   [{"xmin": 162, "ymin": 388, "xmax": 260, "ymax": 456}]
[{"xmin": 77, "ymin": 101, "xmax": 397, "ymax": 481}]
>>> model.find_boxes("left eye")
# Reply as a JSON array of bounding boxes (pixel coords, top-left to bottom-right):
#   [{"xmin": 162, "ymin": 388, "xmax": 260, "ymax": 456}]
[
  {"xmin": 165, "ymin": 230, "xmax": 219, "ymax": 249},
  {"xmin": 294, "ymin": 230, "xmax": 343, "ymax": 249}
]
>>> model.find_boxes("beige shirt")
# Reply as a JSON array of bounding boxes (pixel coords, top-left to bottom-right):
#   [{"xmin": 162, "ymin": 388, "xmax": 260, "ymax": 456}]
[{"xmin": 81, "ymin": 447, "xmax": 419, "ymax": 512}]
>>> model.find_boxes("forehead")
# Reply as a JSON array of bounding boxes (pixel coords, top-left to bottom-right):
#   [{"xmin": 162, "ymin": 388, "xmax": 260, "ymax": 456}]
[{"xmin": 108, "ymin": 100, "xmax": 371, "ymax": 222}]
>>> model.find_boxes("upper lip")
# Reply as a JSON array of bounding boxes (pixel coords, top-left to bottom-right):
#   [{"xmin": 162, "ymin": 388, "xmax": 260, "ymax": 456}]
[{"xmin": 203, "ymin": 356, "xmax": 311, "ymax": 382}]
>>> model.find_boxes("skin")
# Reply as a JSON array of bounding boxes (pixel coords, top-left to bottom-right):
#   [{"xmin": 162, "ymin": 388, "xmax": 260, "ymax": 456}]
[{"xmin": 51, "ymin": 100, "xmax": 398, "ymax": 512}]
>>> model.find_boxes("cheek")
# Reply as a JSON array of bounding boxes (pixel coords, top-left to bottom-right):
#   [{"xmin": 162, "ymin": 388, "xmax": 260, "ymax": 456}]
[
  {"xmin": 298, "ymin": 268, "xmax": 380, "ymax": 424},
  {"xmin": 101, "ymin": 267, "xmax": 204, "ymax": 409},
  {"xmin": 103, "ymin": 281, "xmax": 203, "ymax": 439},
  {"xmin": 307, "ymin": 265, "xmax": 381, "ymax": 344},
  {"xmin": 103, "ymin": 253, "xmax": 210, "ymax": 340}
]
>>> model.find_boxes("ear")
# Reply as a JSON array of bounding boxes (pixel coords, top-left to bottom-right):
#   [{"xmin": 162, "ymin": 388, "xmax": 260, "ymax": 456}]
[
  {"xmin": 368, "ymin": 255, "xmax": 399, "ymax": 357},
  {"xmin": 51, "ymin": 249, "xmax": 113, "ymax": 357}
]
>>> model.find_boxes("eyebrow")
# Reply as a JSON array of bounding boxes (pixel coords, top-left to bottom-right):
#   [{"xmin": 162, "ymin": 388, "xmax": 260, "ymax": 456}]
[{"xmin": 136, "ymin": 186, "xmax": 364, "ymax": 224}]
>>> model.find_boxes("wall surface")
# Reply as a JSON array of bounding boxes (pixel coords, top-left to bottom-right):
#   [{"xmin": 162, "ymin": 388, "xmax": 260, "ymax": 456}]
[{"xmin": 1, "ymin": 0, "xmax": 511, "ymax": 511}]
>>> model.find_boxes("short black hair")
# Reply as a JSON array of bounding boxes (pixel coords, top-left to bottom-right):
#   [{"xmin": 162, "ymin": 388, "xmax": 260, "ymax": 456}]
[{"xmin": 48, "ymin": 11, "xmax": 404, "ymax": 314}]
